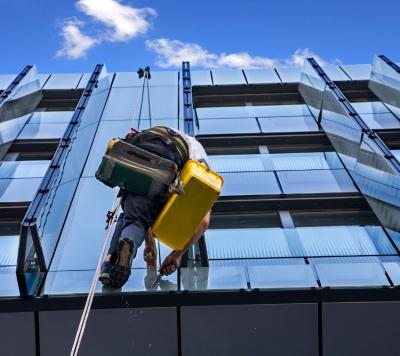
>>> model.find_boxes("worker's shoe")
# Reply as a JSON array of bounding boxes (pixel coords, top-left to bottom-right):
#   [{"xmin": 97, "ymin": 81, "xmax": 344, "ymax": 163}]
[
  {"xmin": 99, "ymin": 260, "xmax": 113, "ymax": 285},
  {"xmin": 109, "ymin": 237, "xmax": 135, "ymax": 288}
]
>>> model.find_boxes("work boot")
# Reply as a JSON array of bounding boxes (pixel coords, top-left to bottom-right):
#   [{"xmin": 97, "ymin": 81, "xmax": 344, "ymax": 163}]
[
  {"xmin": 109, "ymin": 238, "xmax": 135, "ymax": 288},
  {"xmin": 99, "ymin": 260, "xmax": 112, "ymax": 286}
]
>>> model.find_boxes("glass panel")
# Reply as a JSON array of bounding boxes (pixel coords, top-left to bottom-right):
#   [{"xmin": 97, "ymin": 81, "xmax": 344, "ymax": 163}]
[
  {"xmin": 323, "ymin": 66, "xmax": 350, "ymax": 81},
  {"xmin": 44, "ymin": 269, "xmax": 177, "ymax": 295},
  {"xmin": 297, "ymin": 226, "xmax": 396, "ymax": 256},
  {"xmin": 244, "ymin": 69, "xmax": 281, "ymax": 84},
  {"xmin": 221, "ymin": 172, "xmax": 281, "ymax": 196},
  {"xmin": 358, "ymin": 112, "xmax": 400, "ymax": 129},
  {"xmin": 38, "ymin": 74, "xmax": 50, "ymax": 88},
  {"xmin": 28, "ymin": 111, "xmax": 73, "ymax": 124},
  {"xmin": 276, "ymin": 67, "xmax": 301, "ymax": 83},
  {"xmin": 311, "ymin": 257, "xmax": 390, "ymax": 287},
  {"xmin": 113, "ymin": 71, "xmax": 178, "ymax": 87},
  {"xmin": 76, "ymin": 73, "xmax": 91, "ymax": 89},
  {"xmin": 277, "ymin": 169, "xmax": 357, "ymax": 194},
  {"xmin": 351, "ymin": 101, "xmax": 390, "ymax": 114},
  {"xmin": 17, "ymin": 123, "xmax": 68, "ymax": 140},
  {"xmin": 382, "ymin": 260, "xmax": 400, "ymax": 285},
  {"xmin": 205, "ymin": 228, "xmax": 293, "ymax": 258},
  {"xmin": 102, "ymin": 86, "xmax": 178, "ymax": 121},
  {"xmin": 198, "ymin": 118, "xmax": 260, "ymax": 134},
  {"xmin": 0, "ymin": 178, "xmax": 42, "ymax": 202},
  {"xmin": 8, "ymin": 65, "xmax": 41, "ymax": 101},
  {"xmin": 0, "ymin": 74, "xmax": 14, "ymax": 90},
  {"xmin": 369, "ymin": 56, "xmax": 400, "ymax": 109},
  {"xmin": 181, "ymin": 266, "xmax": 247, "ymax": 291},
  {"xmin": 0, "ymin": 161, "xmax": 50, "ymax": 178},
  {"xmin": 0, "ymin": 267, "xmax": 20, "ymax": 297},
  {"xmin": 82, "ymin": 121, "xmax": 132, "ymax": 177},
  {"xmin": 392, "ymin": 149, "xmax": 400, "ymax": 161},
  {"xmin": 248, "ymin": 264, "xmax": 318, "ymax": 289},
  {"xmin": 0, "ymin": 114, "xmax": 31, "ymax": 145},
  {"xmin": 211, "ymin": 70, "xmax": 246, "ymax": 85},
  {"xmin": 191, "ymin": 71, "xmax": 212, "ymax": 86},
  {"xmin": 43, "ymin": 73, "xmax": 82, "ymax": 90},
  {"xmin": 340, "ymin": 64, "xmax": 371, "ymax": 81},
  {"xmin": 138, "ymin": 119, "xmax": 178, "ymax": 130},
  {"xmin": 209, "ymin": 152, "xmax": 342, "ymax": 173},
  {"xmin": 197, "ymin": 105, "xmax": 313, "ymax": 120},
  {"xmin": 259, "ymin": 116, "xmax": 318, "ymax": 132}
]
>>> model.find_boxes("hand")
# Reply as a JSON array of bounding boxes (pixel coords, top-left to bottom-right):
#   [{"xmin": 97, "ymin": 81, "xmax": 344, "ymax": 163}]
[
  {"xmin": 143, "ymin": 242, "xmax": 158, "ymax": 271},
  {"xmin": 159, "ymin": 250, "xmax": 181, "ymax": 276}
]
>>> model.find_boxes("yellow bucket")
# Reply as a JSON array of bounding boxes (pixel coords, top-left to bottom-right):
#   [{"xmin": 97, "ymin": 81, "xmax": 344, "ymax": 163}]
[{"xmin": 152, "ymin": 160, "xmax": 224, "ymax": 251}]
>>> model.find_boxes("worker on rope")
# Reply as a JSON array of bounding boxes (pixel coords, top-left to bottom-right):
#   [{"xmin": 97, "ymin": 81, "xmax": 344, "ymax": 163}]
[{"xmin": 98, "ymin": 125, "xmax": 211, "ymax": 288}]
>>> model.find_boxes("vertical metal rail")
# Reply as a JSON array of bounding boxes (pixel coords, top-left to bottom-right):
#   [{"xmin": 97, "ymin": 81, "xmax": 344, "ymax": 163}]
[
  {"xmin": 16, "ymin": 64, "xmax": 104, "ymax": 296},
  {"xmin": 307, "ymin": 57, "xmax": 400, "ymax": 171},
  {"xmin": 378, "ymin": 54, "xmax": 400, "ymax": 74},
  {"xmin": 0, "ymin": 65, "xmax": 33, "ymax": 109},
  {"xmin": 182, "ymin": 62, "xmax": 196, "ymax": 136},
  {"xmin": 181, "ymin": 61, "xmax": 209, "ymax": 268}
]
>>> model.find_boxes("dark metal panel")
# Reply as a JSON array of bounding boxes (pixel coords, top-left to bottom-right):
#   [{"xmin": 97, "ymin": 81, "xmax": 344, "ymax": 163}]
[
  {"xmin": 0, "ymin": 312, "xmax": 36, "ymax": 356},
  {"xmin": 323, "ymin": 302, "xmax": 400, "ymax": 356},
  {"xmin": 40, "ymin": 307, "xmax": 178, "ymax": 356},
  {"xmin": 181, "ymin": 304, "xmax": 319, "ymax": 356}
]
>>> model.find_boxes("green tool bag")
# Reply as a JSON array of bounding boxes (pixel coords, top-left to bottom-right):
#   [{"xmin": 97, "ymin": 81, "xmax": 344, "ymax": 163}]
[{"xmin": 95, "ymin": 138, "xmax": 178, "ymax": 198}]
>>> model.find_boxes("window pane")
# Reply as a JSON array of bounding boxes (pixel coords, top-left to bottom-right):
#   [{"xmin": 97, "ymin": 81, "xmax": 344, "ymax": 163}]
[
  {"xmin": 43, "ymin": 73, "xmax": 82, "ymax": 89},
  {"xmin": 254, "ymin": 104, "xmax": 312, "ymax": 117},
  {"xmin": 205, "ymin": 228, "xmax": 292, "ymax": 258},
  {"xmin": 277, "ymin": 169, "xmax": 357, "ymax": 194},
  {"xmin": 138, "ymin": 119, "xmax": 178, "ymax": 130},
  {"xmin": 0, "ymin": 267, "xmax": 20, "ymax": 297},
  {"xmin": 221, "ymin": 172, "xmax": 281, "ymax": 195},
  {"xmin": 244, "ymin": 69, "xmax": 280, "ymax": 84},
  {"xmin": 0, "ymin": 178, "xmax": 42, "ymax": 202},
  {"xmin": 212, "ymin": 70, "xmax": 246, "ymax": 85},
  {"xmin": 351, "ymin": 101, "xmax": 390, "ymax": 114},
  {"xmin": 311, "ymin": 257, "xmax": 390, "ymax": 287},
  {"xmin": 210, "ymin": 154, "xmax": 268, "ymax": 173},
  {"xmin": 101, "ymin": 87, "xmax": 142, "ymax": 121},
  {"xmin": 17, "ymin": 123, "xmax": 68, "ymax": 140},
  {"xmin": 271, "ymin": 152, "xmax": 343, "ymax": 170},
  {"xmin": 113, "ymin": 71, "xmax": 178, "ymax": 87},
  {"xmin": 0, "ymin": 161, "xmax": 50, "ymax": 178},
  {"xmin": 248, "ymin": 264, "xmax": 318, "ymax": 289},
  {"xmin": 276, "ymin": 67, "xmax": 301, "ymax": 83},
  {"xmin": 198, "ymin": 118, "xmax": 260, "ymax": 134},
  {"xmin": 191, "ymin": 71, "xmax": 212, "ymax": 86},
  {"xmin": 323, "ymin": 66, "xmax": 350, "ymax": 81},
  {"xmin": 358, "ymin": 112, "xmax": 400, "ymax": 129},
  {"xmin": 340, "ymin": 64, "xmax": 372, "ymax": 81},
  {"xmin": 297, "ymin": 226, "xmax": 396, "ymax": 256},
  {"xmin": 181, "ymin": 266, "xmax": 247, "ymax": 291},
  {"xmin": 28, "ymin": 111, "xmax": 73, "ymax": 124},
  {"xmin": 259, "ymin": 116, "xmax": 318, "ymax": 133}
]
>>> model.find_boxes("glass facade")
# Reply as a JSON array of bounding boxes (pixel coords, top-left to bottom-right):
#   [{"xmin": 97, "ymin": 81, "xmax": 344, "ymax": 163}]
[{"xmin": 0, "ymin": 59, "xmax": 399, "ymax": 305}]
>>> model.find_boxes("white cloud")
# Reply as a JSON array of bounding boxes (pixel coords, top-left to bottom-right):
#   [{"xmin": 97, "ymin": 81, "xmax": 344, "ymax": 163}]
[
  {"xmin": 146, "ymin": 38, "xmax": 338, "ymax": 69},
  {"xmin": 56, "ymin": 19, "xmax": 98, "ymax": 59},
  {"xmin": 77, "ymin": 0, "xmax": 156, "ymax": 42},
  {"xmin": 56, "ymin": 0, "xmax": 156, "ymax": 59}
]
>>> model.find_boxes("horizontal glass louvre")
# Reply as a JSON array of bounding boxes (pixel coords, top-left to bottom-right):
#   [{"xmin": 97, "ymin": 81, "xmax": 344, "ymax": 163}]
[
  {"xmin": 244, "ymin": 69, "xmax": 281, "ymax": 84},
  {"xmin": 197, "ymin": 118, "xmax": 260, "ymax": 134},
  {"xmin": 28, "ymin": 111, "xmax": 73, "ymax": 124},
  {"xmin": 323, "ymin": 66, "xmax": 351, "ymax": 81},
  {"xmin": 259, "ymin": 116, "xmax": 318, "ymax": 133},
  {"xmin": 392, "ymin": 149, "xmax": 400, "ymax": 161},
  {"xmin": 310, "ymin": 257, "xmax": 390, "ymax": 287},
  {"xmin": 277, "ymin": 170, "xmax": 356, "ymax": 194},
  {"xmin": 0, "ymin": 267, "xmax": 20, "ymax": 297},
  {"xmin": 221, "ymin": 171, "xmax": 281, "ymax": 195},
  {"xmin": 211, "ymin": 70, "xmax": 246, "ymax": 85},
  {"xmin": 113, "ymin": 71, "xmax": 179, "ymax": 87},
  {"xmin": 17, "ymin": 123, "xmax": 69, "ymax": 140},
  {"xmin": 275, "ymin": 67, "xmax": 301, "ymax": 83},
  {"xmin": 0, "ymin": 161, "xmax": 50, "ymax": 178},
  {"xmin": 43, "ymin": 73, "xmax": 83, "ymax": 90},
  {"xmin": 358, "ymin": 112, "xmax": 400, "ymax": 129},
  {"xmin": 351, "ymin": 101, "xmax": 390, "ymax": 114},
  {"xmin": 191, "ymin": 71, "xmax": 212, "ymax": 86},
  {"xmin": 0, "ymin": 178, "xmax": 42, "ymax": 202},
  {"xmin": 340, "ymin": 64, "xmax": 372, "ymax": 81},
  {"xmin": 205, "ymin": 226, "xmax": 394, "ymax": 260}
]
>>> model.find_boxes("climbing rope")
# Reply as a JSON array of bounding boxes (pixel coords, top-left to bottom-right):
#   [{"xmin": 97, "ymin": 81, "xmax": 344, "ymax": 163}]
[{"xmin": 70, "ymin": 66, "xmax": 152, "ymax": 356}]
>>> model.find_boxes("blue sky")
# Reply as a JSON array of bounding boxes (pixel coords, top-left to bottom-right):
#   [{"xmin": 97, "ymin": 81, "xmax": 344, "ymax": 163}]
[{"xmin": 0, "ymin": 0, "xmax": 399, "ymax": 74}]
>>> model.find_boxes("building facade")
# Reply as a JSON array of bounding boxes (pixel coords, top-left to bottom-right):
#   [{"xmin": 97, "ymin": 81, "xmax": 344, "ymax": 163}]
[{"xmin": 0, "ymin": 56, "xmax": 400, "ymax": 355}]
